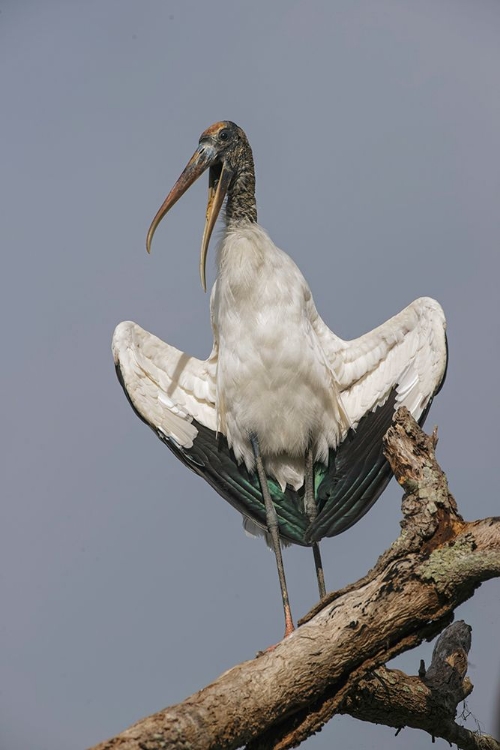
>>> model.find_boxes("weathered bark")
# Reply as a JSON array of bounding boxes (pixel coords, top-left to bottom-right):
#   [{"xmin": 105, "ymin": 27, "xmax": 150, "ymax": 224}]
[
  {"xmin": 341, "ymin": 622, "xmax": 489, "ymax": 750},
  {"xmin": 89, "ymin": 409, "xmax": 500, "ymax": 750}
]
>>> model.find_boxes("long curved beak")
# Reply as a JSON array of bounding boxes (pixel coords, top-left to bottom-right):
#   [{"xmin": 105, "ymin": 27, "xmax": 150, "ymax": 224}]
[{"xmin": 146, "ymin": 145, "xmax": 234, "ymax": 291}]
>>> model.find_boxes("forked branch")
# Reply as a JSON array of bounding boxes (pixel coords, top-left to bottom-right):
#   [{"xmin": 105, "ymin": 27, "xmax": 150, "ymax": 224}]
[{"xmin": 89, "ymin": 409, "xmax": 500, "ymax": 750}]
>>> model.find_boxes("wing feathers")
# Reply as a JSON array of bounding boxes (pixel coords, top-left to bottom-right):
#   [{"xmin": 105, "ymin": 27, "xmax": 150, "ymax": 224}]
[
  {"xmin": 311, "ymin": 297, "xmax": 447, "ymax": 428},
  {"xmin": 112, "ymin": 321, "xmax": 217, "ymax": 447},
  {"xmin": 112, "ymin": 296, "xmax": 447, "ymax": 545}
]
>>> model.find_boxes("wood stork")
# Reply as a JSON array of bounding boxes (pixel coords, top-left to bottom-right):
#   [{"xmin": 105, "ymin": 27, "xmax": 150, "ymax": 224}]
[{"xmin": 113, "ymin": 121, "xmax": 447, "ymax": 637}]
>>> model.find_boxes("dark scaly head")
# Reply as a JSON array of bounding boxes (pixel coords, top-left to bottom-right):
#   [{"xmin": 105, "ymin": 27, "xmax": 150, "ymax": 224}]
[{"xmin": 146, "ymin": 121, "xmax": 257, "ymax": 291}]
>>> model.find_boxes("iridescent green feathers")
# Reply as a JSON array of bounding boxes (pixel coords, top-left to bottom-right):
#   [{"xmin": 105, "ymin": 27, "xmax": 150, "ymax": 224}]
[{"xmin": 150, "ymin": 387, "xmax": 409, "ymax": 546}]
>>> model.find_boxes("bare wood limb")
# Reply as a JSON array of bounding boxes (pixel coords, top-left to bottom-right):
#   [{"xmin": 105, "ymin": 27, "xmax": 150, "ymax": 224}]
[
  {"xmin": 89, "ymin": 409, "xmax": 500, "ymax": 750},
  {"xmin": 342, "ymin": 622, "xmax": 500, "ymax": 750}
]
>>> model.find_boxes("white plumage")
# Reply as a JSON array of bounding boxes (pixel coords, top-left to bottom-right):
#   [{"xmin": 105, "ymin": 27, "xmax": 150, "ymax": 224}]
[
  {"xmin": 113, "ymin": 223, "xmax": 446, "ymax": 492},
  {"xmin": 112, "ymin": 120, "xmax": 447, "ymax": 633}
]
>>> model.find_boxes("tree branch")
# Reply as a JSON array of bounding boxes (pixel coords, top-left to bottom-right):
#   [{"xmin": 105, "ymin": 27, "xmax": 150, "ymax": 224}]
[
  {"xmin": 342, "ymin": 622, "xmax": 500, "ymax": 750},
  {"xmin": 89, "ymin": 409, "xmax": 500, "ymax": 750}
]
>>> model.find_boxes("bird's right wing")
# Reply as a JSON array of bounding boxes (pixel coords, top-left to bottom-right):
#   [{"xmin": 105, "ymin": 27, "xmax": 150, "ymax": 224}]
[
  {"xmin": 112, "ymin": 321, "xmax": 217, "ymax": 447},
  {"xmin": 112, "ymin": 321, "xmax": 310, "ymax": 545}
]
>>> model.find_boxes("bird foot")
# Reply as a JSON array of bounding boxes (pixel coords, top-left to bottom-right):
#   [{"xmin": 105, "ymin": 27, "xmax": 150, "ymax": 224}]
[{"xmin": 256, "ymin": 620, "xmax": 295, "ymax": 656}]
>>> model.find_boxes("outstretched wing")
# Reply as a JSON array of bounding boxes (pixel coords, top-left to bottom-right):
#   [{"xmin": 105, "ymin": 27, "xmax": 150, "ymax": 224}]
[
  {"xmin": 112, "ymin": 320, "xmax": 217, "ymax": 446},
  {"xmin": 311, "ymin": 296, "xmax": 447, "ymax": 425},
  {"xmin": 112, "ymin": 296, "xmax": 447, "ymax": 546},
  {"xmin": 305, "ymin": 296, "xmax": 447, "ymax": 541},
  {"xmin": 112, "ymin": 321, "xmax": 309, "ymax": 544}
]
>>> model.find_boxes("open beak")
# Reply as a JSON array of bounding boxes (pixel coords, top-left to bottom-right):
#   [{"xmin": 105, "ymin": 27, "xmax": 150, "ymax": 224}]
[{"xmin": 146, "ymin": 144, "xmax": 234, "ymax": 291}]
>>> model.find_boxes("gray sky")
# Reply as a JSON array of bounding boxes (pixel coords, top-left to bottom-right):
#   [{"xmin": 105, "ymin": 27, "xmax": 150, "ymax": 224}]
[{"xmin": 1, "ymin": 2, "xmax": 499, "ymax": 748}]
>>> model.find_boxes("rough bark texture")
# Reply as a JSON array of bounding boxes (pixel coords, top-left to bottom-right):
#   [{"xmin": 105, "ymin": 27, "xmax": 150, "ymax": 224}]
[{"xmin": 89, "ymin": 409, "xmax": 500, "ymax": 750}]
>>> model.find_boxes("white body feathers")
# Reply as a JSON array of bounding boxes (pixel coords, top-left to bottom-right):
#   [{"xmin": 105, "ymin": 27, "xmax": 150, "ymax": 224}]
[
  {"xmin": 113, "ymin": 222, "xmax": 447, "ymax": 493},
  {"xmin": 213, "ymin": 224, "xmax": 349, "ymax": 489}
]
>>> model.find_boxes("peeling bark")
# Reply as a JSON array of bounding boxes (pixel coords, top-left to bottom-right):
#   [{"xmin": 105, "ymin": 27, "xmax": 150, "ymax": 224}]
[{"xmin": 89, "ymin": 409, "xmax": 500, "ymax": 750}]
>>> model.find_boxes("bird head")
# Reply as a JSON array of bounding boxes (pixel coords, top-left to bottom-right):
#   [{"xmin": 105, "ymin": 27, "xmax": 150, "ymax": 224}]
[{"xmin": 146, "ymin": 121, "xmax": 250, "ymax": 291}]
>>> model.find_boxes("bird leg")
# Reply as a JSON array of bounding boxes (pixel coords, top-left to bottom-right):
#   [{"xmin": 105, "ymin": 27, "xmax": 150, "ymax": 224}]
[
  {"xmin": 250, "ymin": 435, "xmax": 294, "ymax": 638},
  {"xmin": 304, "ymin": 447, "xmax": 326, "ymax": 600}
]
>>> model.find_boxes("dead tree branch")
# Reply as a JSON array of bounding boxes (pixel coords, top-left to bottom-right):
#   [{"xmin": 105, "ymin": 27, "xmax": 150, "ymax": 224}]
[
  {"xmin": 341, "ymin": 621, "xmax": 495, "ymax": 750},
  {"xmin": 89, "ymin": 408, "xmax": 500, "ymax": 750}
]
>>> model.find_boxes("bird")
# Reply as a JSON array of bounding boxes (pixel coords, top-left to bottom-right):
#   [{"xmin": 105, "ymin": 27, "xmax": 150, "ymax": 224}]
[{"xmin": 112, "ymin": 120, "xmax": 447, "ymax": 638}]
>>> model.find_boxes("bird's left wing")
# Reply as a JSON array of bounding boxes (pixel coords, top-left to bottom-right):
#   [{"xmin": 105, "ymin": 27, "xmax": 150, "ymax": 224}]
[
  {"xmin": 305, "ymin": 296, "xmax": 447, "ymax": 541},
  {"xmin": 310, "ymin": 296, "xmax": 447, "ymax": 429}
]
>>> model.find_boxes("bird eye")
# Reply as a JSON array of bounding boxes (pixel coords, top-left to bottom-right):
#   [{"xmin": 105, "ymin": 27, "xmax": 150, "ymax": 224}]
[{"xmin": 219, "ymin": 129, "xmax": 229, "ymax": 141}]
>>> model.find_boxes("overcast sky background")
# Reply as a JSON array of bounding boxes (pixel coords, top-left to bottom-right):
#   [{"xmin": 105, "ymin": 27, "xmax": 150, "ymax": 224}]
[{"xmin": 1, "ymin": 2, "xmax": 499, "ymax": 749}]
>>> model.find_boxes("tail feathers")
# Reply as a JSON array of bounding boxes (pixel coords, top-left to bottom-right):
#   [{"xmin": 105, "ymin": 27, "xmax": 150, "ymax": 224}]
[{"xmin": 243, "ymin": 517, "xmax": 292, "ymax": 548}]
